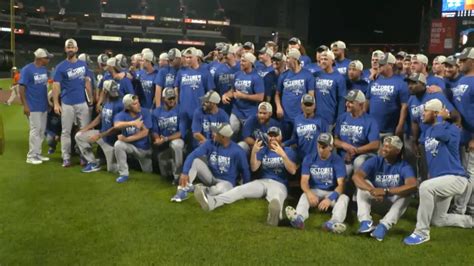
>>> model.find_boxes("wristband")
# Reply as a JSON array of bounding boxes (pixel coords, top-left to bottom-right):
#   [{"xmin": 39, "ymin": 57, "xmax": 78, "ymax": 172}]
[{"xmin": 328, "ymin": 191, "xmax": 340, "ymax": 202}]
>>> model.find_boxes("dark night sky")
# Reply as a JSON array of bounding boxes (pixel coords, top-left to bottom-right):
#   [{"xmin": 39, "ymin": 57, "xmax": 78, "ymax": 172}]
[{"xmin": 308, "ymin": 0, "xmax": 429, "ymax": 46}]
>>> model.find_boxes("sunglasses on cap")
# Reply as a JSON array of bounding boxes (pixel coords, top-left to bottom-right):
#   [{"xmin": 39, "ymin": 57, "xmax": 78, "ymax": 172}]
[
  {"xmin": 166, "ymin": 97, "xmax": 176, "ymax": 101},
  {"xmin": 303, "ymin": 102, "xmax": 314, "ymax": 107}
]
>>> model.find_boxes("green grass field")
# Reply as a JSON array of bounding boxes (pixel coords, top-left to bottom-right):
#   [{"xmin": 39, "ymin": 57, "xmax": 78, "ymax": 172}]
[{"xmin": 0, "ymin": 78, "xmax": 473, "ymax": 265}]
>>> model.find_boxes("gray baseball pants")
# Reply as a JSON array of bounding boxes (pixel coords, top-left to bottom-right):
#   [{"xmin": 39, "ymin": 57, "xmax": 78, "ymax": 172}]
[
  {"xmin": 27, "ymin": 111, "xmax": 47, "ymax": 159},
  {"xmin": 114, "ymin": 140, "xmax": 152, "ymax": 176},
  {"xmin": 296, "ymin": 189, "xmax": 349, "ymax": 223},
  {"xmin": 61, "ymin": 102, "xmax": 90, "ymax": 160},
  {"xmin": 75, "ymin": 130, "xmax": 117, "ymax": 172},
  {"xmin": 452, "ymin": 149, "xmax": 474, "ymax": 215},
  {"xmin": 187, "ymin": 158, "xmax": 233, "ymax": 196}
]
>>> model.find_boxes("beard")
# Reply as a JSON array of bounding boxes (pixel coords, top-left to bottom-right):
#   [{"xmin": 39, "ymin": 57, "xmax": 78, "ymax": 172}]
[{"xmin": 66, "ymin": 51, "xmax": 76, "ymax": 59}]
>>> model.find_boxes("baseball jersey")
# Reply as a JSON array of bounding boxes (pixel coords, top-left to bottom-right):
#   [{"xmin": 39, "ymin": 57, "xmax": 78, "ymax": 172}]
[
  {"xmin": 192, "ymin": 107, "xmax": 230, "ymax": 139},
  {"xmin": 450, "ymin": 76, "xmax": 474, "ymax": 133},
  {"xmin": 284, "ymin": 114, "xmax": 328, "ymax": 156},
  {"xmin": 138, "ymin": 69, "xmax": 158, "ymax": 109},
  {"xmin": 213, "ymin": 62, "xmax": 240, "ymax": 96}
]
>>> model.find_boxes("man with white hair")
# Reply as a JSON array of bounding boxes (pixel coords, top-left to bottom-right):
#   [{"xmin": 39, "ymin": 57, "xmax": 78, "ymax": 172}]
[
  {"xmin": 275, "ymin": 48, "xmax": 315, "ymax": 138},
  {"xmin": 222, "ymin": 52, "xmax": 264, "ymax": 135},
  {"xmin": 313, "ymin": 50, "xmax": 347, "ymax": 127},
  {"xmin": 404, "ymin": 99, "xmax": 473, "ymax": 245},
  {"xmin": 52, "ymin": 39, "xmax": 93, "ymax": 167},
  {"xmin": 18, "ymin": 48, "xmax": 53, "ymax": 164},
  {"xmin": 366, "ymin": 52, "xmax": 409, "ymax": 138},
  {"xmin": 113, "ymin": 94, "xmax": 153, "ymax": 183},
  {"xmin": 331, "ymin": 40, "xmax": 351, "ymax": 77},
  {"xmin": 154, "ymin": 48, "xmax": 182, "ymax": 107}
]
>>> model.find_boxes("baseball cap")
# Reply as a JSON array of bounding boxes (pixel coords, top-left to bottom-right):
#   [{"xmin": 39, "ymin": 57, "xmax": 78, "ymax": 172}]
[
  {"xmin": 321, "ymin": 50, "xmax": 335, "ymax": 61},
  {"xmin": 396, "ymin": 51, "xmax": 408, "ymax": 59},
  {"xmin": 404, "ymin": 54, "xmax": 413, "ymax": 61},
  {"xmin": 378, "ymin": 53, "xmax": 396, "ymax": 65},
  {"xmin": 222, "ymin": 44, "xmax": 238, "ymax": 55},
  {"xmin": 97, "ymin": 53, "xmax": 109, "ymax": 65},
  {"xmin": 345, "ymin": 89, "xmax": 366, "ymax": 103},
  {"xmin": 211, "ymin": 123, "xmax": 233, "ymax": 138},
  {"xmin": 404, "ymin": 73, "xmax": 427, "ymax": 85},
  {"xmin": 64, "ymin": 38, "xmax": 78, "ymax": 48},
  {"xmin": 331, "ymin": 40, "xmax": 346, "ymax": 49},
  {"xmin": 267, "ymin": 126, "xmax": 281, "ymax": 136},
  {"xmin": 288, "ymin": 37, "xmax": 301, "ymax": 45},
  {"xmin": 78, "ymin": 53, "xmax": 92, "ymax": 64},
  {"xmin": 301, "ymin": 93, "xmax": 315, "ymax": 104},
  {"xmin": 122, "ymin": 94, "xmax": 137, "ymax": 109},
  {"xmin": 106, "ymin": 57, "xmax": 117, "ymax": 67},
  {"xmin": 115, "ymin": 54, "xmax": 128, "ymax": 68},
  {"xmin": 243, "ymin": 42, "xmax": 255, "ymax": 50},
  {"xmin": 434, "ymin": 55, "xmax": 447, "ymax": 64},
  {"xmin": 162, "ymin": 88, "xmax": 176, "ymax": 99},
  {"xmin": 413, "ymin": 54, "xmax": 429, "ymax": 65},
  {"xmin": 258, "ymin": 102, "xmax": 273, "ymax": 113},
  {"xmin": 265, "ymin": 40, "xmax": 277, "ymax": 47},
  {"xmin": 141, "ymin": 48, "xmax": 153, "ymax": 55},
  {"xmin": 215, "ymin": 42, "xmax": 226, "ymax": 51},
  {"xmin": 317, "ymin": 45, "xmax": 329, "ymax": 52},
  {"xmin": 287, "ymin": 48, "xmax": 301, "ymax": 60},
  {"xmin": 317, "ymin": 133, "xmax": 334, "ymax": 146},
  {"xmin": 103, "ymin": 79, "xmax": 120, "ymax": 97},
  {"xmin": 34, "ymin": 48, "xmax": 53, "ymax": 59},
  {"xmin": 383, "ymin": 136, "xmax": 403, "ymax": 150},
  {"xmin": 159, "ymin": 52, "xmax": 169, "ymax": 61},
  {"xmin": 131, "ymin": 53, "xmax": 143, "ymax": 61},
  {"xmin": 259, "ymin": 47, "xmax": 274, "ymax": 57},
  {"xmin": 11, "ymin": 66, "xmax": 17, "ymax": 70},
  {"xmin": 142, "ymin": 51, "xmax": 154, "ymax": 62},
  {"xmin": 196, "ymin": 49, "xmax": 204, "ymax": 58},
  {"xmin": 349, "ymin": 60, "xmax": 363, "ymax": 71},
  {"xmin": 200, "ymin": 90, "xmax": 221, "ymax": 104},
  {"xmin": 242, "ymin": 52, "xmax": 256, "ymax": 64},
  {"xmin": 183, "ymin": 47, "xmax": 199, "ymax": 57},
  {"xmin": 271, "ymin": 52, "xmax": 286, "ymax": 62},
  {"xmin": 372, "ymin": 50, "xmax": 384, "ymax": 59},
  {"xmin": 168, "ymin": 48, "xmax": 182, "ymax": 60},
  {"xmin": 457, "ymin": 47, "xmax": 474, "ymax": 60},
  {"xmin": 424, "ymin": 99, "xmax": 443, "ymax": 112},
  {"xmin": 443, "ymin": 55, "xmax": 457, "ymax": 66}
]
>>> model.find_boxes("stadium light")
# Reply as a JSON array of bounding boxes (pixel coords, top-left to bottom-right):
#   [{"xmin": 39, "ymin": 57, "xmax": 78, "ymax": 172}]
[{"xmin": 84, "ymin": 13, "xmax": 89, "ymax": 17}]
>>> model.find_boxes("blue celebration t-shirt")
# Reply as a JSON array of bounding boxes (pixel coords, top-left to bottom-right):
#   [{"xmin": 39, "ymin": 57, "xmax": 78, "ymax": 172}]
[
  {"xmin": 114, "ymin": 108, "xmax": 152, "ymax": 150},
  {"xmin": 101, "ymin": 100, "xmax": 124, "ymax": 145},
  {"xmin": 19, "ymin": 63, "xmax": 49, "ymax": 112},
  {"xmin": 241, "ymin": 115, "xmax": 281, "ymax": 140},
  {"xmin": 232, "ymin": 69, "xmax": 264, "ymax": 120},
  {"xmin": 192, "ymin": 107, "xmax": 230, "ymax": 139},
  {"xmin": 450, "ymin": 76, "xmax": 474, "ymax": 133},
  {"xmin": 277, "ymin": 68, "xmax": 315, "ymax": 121},
  {"xmin": 138, "ymin": 69, "xmax": 158, "ymax": 109},
  {"xmin": 152, "ymin": 105, "xmax": 182, "ymax": 137},
  {"xmin": 54, "ymin": 59, "xmax": 89, "ymax": 105},
  {"xmin": 257, "ymin": 146, "xmax": 298, "ymax": 186},
  {"xmin": 302, "ymin": 153, "xmax": 346, "ymax": 191},
  {"xmin": 284, "ymin": 114, "xmax": 328, "ymax": 156},
  {"xmin": 360, "ymin": 156, "xmax": 415, "ymax": 188},
  {"xmin": 335, "ymin": 112, "xmax": 380, "ymax": 158},
  {"xmin": 314, "ymin": 70, "xmax": 347, "ymax": 125}
]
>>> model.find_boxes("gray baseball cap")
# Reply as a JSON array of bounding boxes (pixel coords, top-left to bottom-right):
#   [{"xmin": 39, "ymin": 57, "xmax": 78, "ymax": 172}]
[
  {"xmin": 458, "ymin": 47, "xmax": 474, "ymax": 60},
  {"xmin": 301, "ymin": 93, "xmax": 315, "ymax": 104},
  {"xmin": 122, "ymin": 94, "xmax": 138, "ymax": 109},
  {"xmin": 443, "ymin": 56, "xmax": 457, "ymax": 66},
  {"xmin": 267, "ymin": 126, "xmax": 281, "ymax": 136},
  {"xmin": 404, "ymin": 73, "xmax": 427, "ymax": 85},
  {"xmin": 200, "ymin": 90, "xmax": 221, "ymax": 104},
  {"xmin": 383, "ymin": 136, "xmax": 403, "ymax": 150},
  {"xmin": 345, "ymin": 89, "xmax": 366, "ymax": 103},
  {"xmin": 162, "ymin": 88, "xmax": 176, "ymax": 99},
  {"xmin": 271, "ymin": 52, "xmax": 286, "ymax": 62},
  {"xmin": 34, "ymin": 48, "xmax": 53, "ymax": 59},
  {"xmin": 243, "ymin": 42, "xmax": 255, "ymax": 50},
  {"xmin": 103, "ymin": 79, "xmax": 120, "ymax": 97},
  {"xmin": 317, "ymin": 133, "xmax": 334, "ymax": 146},
  {"xmin": 211, "ymin": 123, "xmax": 233, "ymax": 138}
]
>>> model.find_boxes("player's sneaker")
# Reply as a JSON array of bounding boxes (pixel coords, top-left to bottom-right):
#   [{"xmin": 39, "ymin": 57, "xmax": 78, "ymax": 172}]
[
  {"xmin": 358, "ymin": 220, "xmax": 375, "ymax": 233},
  {"xmin": 82, "ymin": 162, "xmax": 101, "ymax": 173},
  {"xmin": 47, "ymin": 148, "xmax": 55, "ymax": 155},
  {"xmin": 267, "ymin": 199, "xmax": 280, "ymax": 226},
  {"xmin": 80, "ymin": 156, "xmax": 87, "ymax": 166},
  {"xmin": 171, "ymin": 188, "xmax": 189, "ymax": 202},
  {"xmin": 26, "ymin": 157, "xmax": 43, "ymax": 165},
  {"xmin": 323, "ymin": 221, "xmax": 346, "ymax": 234},
  {"xmin": 194, "ymin": 185, "xmax": 210, "ymax": 211},
  {"xmin": 404, "ymin": 233, "xmax": 430, "ymax": 245},
  {"xmin": 37, "ymin": 155, "xmax": 50, "ymax": 161},
  {"xmin": 285, "ymin": 206, "xmax": 304, "ymax": 229},
  {"xmin": 62, "ymin": 159, "xmax": 71, "ymax": 167},
  {"xmin": 116, "ymin": 175, "xmax": 129, "ymax": 183},
  {"xmin": 371, "ymin": 224, "xmax": 388, "ymax": 241}
]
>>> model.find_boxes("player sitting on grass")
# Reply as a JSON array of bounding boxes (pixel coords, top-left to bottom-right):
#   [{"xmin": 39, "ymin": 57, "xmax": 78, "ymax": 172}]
[
  {"xmin": 352, "ymin": 136, "xmax": 417, "ymax": 241},
  {"xmin": 286, "ymin": 133, "xmax": 349, "ymax": 233},
  {"xmin": 194, "ymin": 126, "xmax": 298, "ymax": 226},
  {"xmin": 172, "ymin": 123, "xmax": 250, "ymax": 202}
]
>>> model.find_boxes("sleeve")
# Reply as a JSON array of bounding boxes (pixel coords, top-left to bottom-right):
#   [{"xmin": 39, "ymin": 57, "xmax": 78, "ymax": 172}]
[
  {"xmin": 174, "ymin": 70, "xmax": 182, "ymax": 88},
  {"xmin": 301, "ymin": 155, "xmax": 311, "ymax": 175},
  {"xmin": 19, "ymin": 66, "xmax": 29, "ymax": 86},
  {"xmin": 306, "ymin": 72, "xmax": 316, "ymax": 93},
  {"xmin": 182, "ymin": 141, "xmax": 210, "ymax": 175},
  {"xmin": 241, "ymin": 117, "xmax": 254, "ymax": 139},
  {"xmin": 152, "ymin": 111, "xmax": 161, "ymax": 135},
  {"xmin": 205, "ymin": 71, "xmax": 215, "ymax": 91},
  {"xmin": 437, "ymin": 94, "xmax": 455, "ymax": 112},
  {"xmin": 401, "ymin": 164, "xmax": 416, "ymax": 181},
  {"xmin": 285, "ymin": 148, "xmax": 298, "ymax": 164},
  {"xmin": 113, "ymin": 112, "xmax": 124, "ymax": 123},
  {"xmin": 430, "ymin": 122, "xmax": 452, "ymax": 143},
  {"xmin": 53, "ymin": 64, "xmax": 63, "ymax": 83},
  {"xmin": 238, "ymin": 149, "xmax": 251, "ymax": 183},
  {"xmin": 334, "ymin": 115, "xmax": 343, "ymax": 138},
  {"xmin": 191, "ymin": 110, "xmax": 202, "ymax": 134},
  {"xmin": 124, "ymin": 79, "xmax": 135, "ymax": 95},
  {"xmin": 283, "ymin": 123, "xmax": 298, "ymax": 146},
  {"xmin": 143, "ymin": 110, "xmax": 153, "ymax": 129},
  {"xmin": 336, "ymin": 76, "xmax": 348, "ymax": 119},
  {"xmin": 367, "ymin": 117, "xmax": 380, "ymax": 142},
  {"xmin": 399, "ymin": 80, "xmax": 409, "ymax": 104},
  {"xmin": 253, "ymin": 74, "xmax": 264, "ymax": 94},
  {"xmin": 334, "ymin": 156, "xmax": 347, "ymax": 179},
  {"xmin": 276, "ymin": 74, "xmax": 285, "ymax": 94},
  {"xmin": 155, "ymin": 69, "xmax": 165, "ymax": 87},
  {"xmin": 256, "ymin": 149, "xmax": 265, "ymax": 161},
  {"xmin": 359, "ymin": 157, "xmax": 376, "ymax": 179}
]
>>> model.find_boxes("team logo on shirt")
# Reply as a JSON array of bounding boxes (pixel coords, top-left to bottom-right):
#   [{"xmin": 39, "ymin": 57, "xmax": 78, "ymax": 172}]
[
  {"xmin": 258, "ymin": 70, "xmax": 271, "ymax": 78},
  {"xmin": 283, "ymin": 79, "xmax": 305, "ymax": 95},
  {"xmin": 296, "ymin": 123, "xmax": 319, "ymax": 140},
  {"xmin": 209, "ymin": 152, "xmax": 231, "ymax": 174},
  {"xmin": 158, "ymin": 116, "xmax": 178, "ymax": 133},
  {"xmin": 410, "ymin": 104, "xmax": 425, "ymax": 120},
  {"xmin": 218, "ymin": 73, "xmax": 235, "ymax": 85},
  {"xmin": 181, "ymin": 74, "xmax": 202, "ymax": 90},
  {"xmin": 337, "ymin": 67, "xmax": 347, "ymax": 75},
  {"xmin": 202, "ymin": 120, "xmax": 224, "ymax": 134},
  {"xmin": 340, "ymin": 122, "xmax": 364, "ymax": 143},
  {"xmin": 102, "ymin": 107, "xmax": 113, "ymax": 124},
  {"xmin": 452, "ymin": 84, "xmax": 468, "ymax": 102},
  {"xmin": 140, "ymin": 80, "xmax": 154, "ymax": 94},
  {"xmin": 165, "ymin": 73, "xmax": 176, "ymax": 88},
  {"xmin": 424, "ymin": 137, "xmax": 439, "ymax": 157},
  {"xmin": 33, "ymin": 73, "xmax": 48, "ymax": 85},
  {"xmin": 262, "ymin": 155, "xmax": 284, "ymax": 174},
  {"xmin": 66, "ymin": 66, "xmax": 86, "ymax": 80},
  {"xmin": 234, "ymin": 79, "xmax": 252, "ymax": 93},
  {"xmin": 374, "ymin": 173, "xmax": 400, "ymax": 188},
  {"xmin": 310, "ymin": 166, "xmax": 334, "ymax": 185},
  {"xmin": 370, "ymin": 83, "xmax": 394, "ymax": 102},
  {"xmin": 315, "ymin": 78, "xmax": 334, "ymax": 95}
]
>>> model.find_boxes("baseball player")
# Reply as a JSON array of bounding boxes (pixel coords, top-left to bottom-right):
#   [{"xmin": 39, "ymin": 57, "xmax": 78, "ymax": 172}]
[
  {"xmin": 288, "ymin": 37, "xmax": 312, "ymax": 67},
  {"xmin": 194, "ymin": 126, "xmax": 298, "ymax": 226},
  {"xmin": 138, "ymin": 51, "xmax": 158, "ymax": 109},
  {"xmin": 353, "ymin": 136, "xmax": 417, "ymax": 241},
  {"xmin": 305, "ymin": 45, "xmax": 329, "ymax": 75},
  {"xmin": 411, "ymin": 54, "xmax": 446, "ymax": 92},
  {"xmin": 113, "ymin": 94, "xmax": 153, "ymax": 183},
  {"xmin": 404, "ymin": 99, "xmax": 473, "ymax": 245},
  {"xmin": 75, "ymin": 80, "xmax": 124, "ymax": 173},
  {"xmin": 172, "ymin": 123, "xmax": 250, "ymax": 202},
  {"xmin": 18, "ymin": 48, "xmax": 53, "ymax": 164},
  {"xmin": 52, "ymin": 39, "xmax": 92, "ymax": 167},
  {"xmin": 154, "ymin": 48, "xmax": 182, "ymax": 108},
  {"xmin": 256, "ymin": 47, "xmax": 274, "ymax": 78},
  {"xmin": 213, "ymin": 44, "xmax": 240, "ymax": 114},
  {"xmin": 442, "ymin": 56, "xmax": 463, "ymax": 102},
  {"xmin": 347, "ymin": 60, "xmax": 368, "ymax": 95},
  {"xmin": 331, "ymin": 40, "xmax": 351, "ymax": 77},
  {"xmin": 286, "ymin": 133, "xmax": 349, "ymax": 233}
]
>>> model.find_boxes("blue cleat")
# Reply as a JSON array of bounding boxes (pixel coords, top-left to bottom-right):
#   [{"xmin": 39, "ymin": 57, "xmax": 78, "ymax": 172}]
[
  {"xmin": 116, "ymin": 175, "xmax": 129, "ymax": 183},
  {"xmin": 371, "ymin": 224, "xmax": 388, "ymax": 241},
  {"xmin": 82, "ymin": 162, "xmax": 101, "ymax": 173},
  {"xmin": 285, "ymin": 206, "xmax": 304, "ymax": 229},
  {"xmin": 358, "ymin": 220, "xmax": 375, "ymax": 233},
  {"xmin": 323, "ymin": 221, "xmax": 347, "ymax": 234},
  {"xmin": 404, "ymin": 233, "xmax": 430, "ymax": 245},
  {"xmin": 62, "ymin": 159, "xmax": 71, "ymax": 167},
  {"xmin": 171, "ymin": 188, "xmax": 189, "ymax": 202}
]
